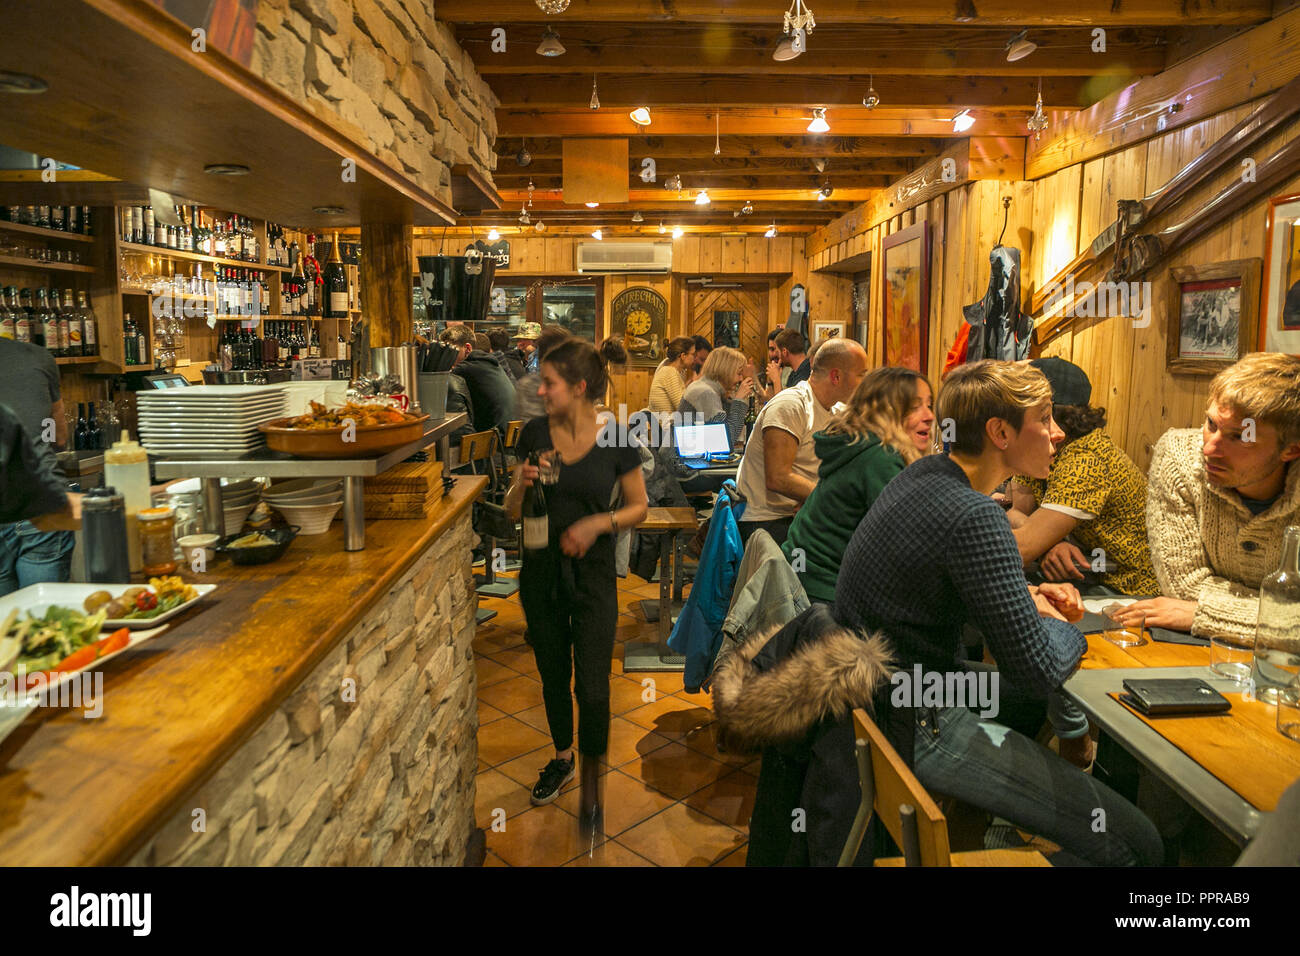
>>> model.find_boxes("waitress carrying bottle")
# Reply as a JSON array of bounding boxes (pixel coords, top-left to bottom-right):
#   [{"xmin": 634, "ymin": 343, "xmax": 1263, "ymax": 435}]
[{"xmin": 505, "ymin": 339, "xmax": 648, "ymax": 835}]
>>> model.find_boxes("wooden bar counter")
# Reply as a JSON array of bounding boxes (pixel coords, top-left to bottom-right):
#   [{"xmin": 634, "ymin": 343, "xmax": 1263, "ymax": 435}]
[{"xmin": 0, "ymin": 475, "xmax": 487, "ymax": 867}]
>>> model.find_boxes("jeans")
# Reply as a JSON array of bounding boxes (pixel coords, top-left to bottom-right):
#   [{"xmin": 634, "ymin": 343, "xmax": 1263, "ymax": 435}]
[
  {"xmin": 0, "ymin": 522, "xmax": 75, "ymax": 597},
  {"xmin": 911, "ymin": 702, "xmax": 1164, "ymax": 866}
]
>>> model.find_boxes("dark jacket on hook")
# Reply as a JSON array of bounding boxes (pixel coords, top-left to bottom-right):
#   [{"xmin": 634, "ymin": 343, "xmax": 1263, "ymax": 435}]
[{"xmin": 712, "ymin": 604, "xmax": 895, "ymax": 866}]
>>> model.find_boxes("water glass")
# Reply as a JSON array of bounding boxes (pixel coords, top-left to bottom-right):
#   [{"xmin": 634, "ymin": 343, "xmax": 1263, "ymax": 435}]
[
  {"xmin": 1210, "ymin": 632, "xmax": 1254, "ymax": 683},
  {"xmin": 1277, "ymin": 676, "xmax": 1300, "ymax": 743},
  {"xmin": 536, "ymin": 449, "xmax": 561, "ymax": 485},
  {"xmin": 1101, "ymin": 603, "xmax": 1147, "ymax": 647}
]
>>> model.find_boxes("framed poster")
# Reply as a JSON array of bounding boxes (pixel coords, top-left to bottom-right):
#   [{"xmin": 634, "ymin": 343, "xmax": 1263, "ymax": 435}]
[
  {"xmin": 880, "ymin": 222, "xmax": 930, "ymax": 371},
  {"xmin": 1165, "ymin": 260, "xmax": 1260, "ymax": 375},
  {"xmin": 1261, "ymin": 192, "xmax": 1300, "ymax": 354},
  {"xmin": 610, "ymin": 286, "xmax": 668, "ymax": 367},
  {"xmin": 812, "ymin": 322, "xmax": 845, "ymax": 343}
]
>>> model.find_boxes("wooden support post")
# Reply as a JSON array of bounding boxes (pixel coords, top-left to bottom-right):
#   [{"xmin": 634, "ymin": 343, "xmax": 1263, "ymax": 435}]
[{"xmin": 361, "ymin": 209, "xmax": 414, "ymax": 348}]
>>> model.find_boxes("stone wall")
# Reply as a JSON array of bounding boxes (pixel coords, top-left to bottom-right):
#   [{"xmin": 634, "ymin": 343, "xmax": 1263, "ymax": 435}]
[
  {"xmin": 128, "ymin": 510, "xmax": 478, "ymax": 865},
  {"xmin": 251, "ymin": 0, "xmax": 498, "ymax": 206}
]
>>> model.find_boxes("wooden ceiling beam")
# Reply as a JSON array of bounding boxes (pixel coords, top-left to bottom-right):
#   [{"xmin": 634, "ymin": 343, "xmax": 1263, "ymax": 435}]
[
  {"xmin": 499, "ymin": 186, "xmax": 877, "ymax": 203},
  {"xmin": 492, "ymin": 74, "xmax": 1102, "ymax": 110},
  {"xmin": 435, "ymin": 0, "xmax": 1270, "ymax": 25},
  {"xmin": 495, "ymin": 135, "xmax": 949, "ymax": 159},
  {"xmin": 458, "ymin": 23, "xmax": 1167, "ymax": 76},
  {"xmin": 498, "ymin": 108, "xmax": 1030, "ymax": 137},
  {"xmin": 495, "ymin": 174, "xmax": 894, "ymax": 190},
  {"xmin": 492, "ymin": 156, "xmax": 917, "ymax": 176}
]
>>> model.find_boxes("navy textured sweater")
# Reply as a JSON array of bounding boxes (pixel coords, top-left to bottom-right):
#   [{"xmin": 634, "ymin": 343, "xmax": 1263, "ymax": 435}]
[{"xmin": 832, "ymin": 453, "xmax": 1086, "ymax": 761}]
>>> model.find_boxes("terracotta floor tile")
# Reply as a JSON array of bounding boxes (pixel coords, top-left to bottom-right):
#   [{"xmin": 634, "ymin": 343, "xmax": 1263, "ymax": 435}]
[
  {"xmin": 615, "ymin": 619, "xmax": 658, "ymax": 643},
  {"xmin": 563, "ymin": 840, "xmax": 656, "ymax": 867},
  {"xmin": 605, "ymin": 716, "xmax": 673, "ymax": 768},
  {"xmin": 683, "ymin": 770, "xmax": 758, "ymax": 829},
  {"xmin": 473, "ymin": 628, "xmax": 527, "ymax": 656},
  {"xmin": 609, "ymin": 675, "xmax": 655, "ymax": 716},
  {"xmin": 622, "ymin": 695, "xmax": 713, "ymax": 741},
  {"xmin": 556, "ymin": 768, "xmax": 677, "ymax": 836},
  {"xmin": 673, "ymin": 686, "xmax": 714, "ymax": 708},
  {"xmin": 488, "ymin": 804, "xmax": 605, "ymax": 867},
  {"xmin": 680, "ymin": 722, "xmax": 752, "ymax": 767},
  {"xmin": 477, "ymin": 716, "xmax": 553, "ymax": 768},
  {"xmin": 477, "ymin": 674, "xmax": 545, "ymax": 715},
  {"xmin": 624, "ymin": 742, "xmax": 732, "ymax": 801},
  {"xmin": 477, "ymin": 699, "xmax": 508, "ymax": 726},
  {"xmin": 475, "ymin": 768, "xmax": 536, "ymax": 827},
  {"xmin": 644, "ymin": 671, "xmax": 689, "ymax": 696},
  {"xmin": 714, "ymin": 844, "xmax": 748, "ymax": 867},
  {"xmin": 475, "ymin": 656, "xmax": 518, "ymax": 689},
  {"xmin": 617, "ymin": 802, "xmax": 746, "ymax": 867},
  {"xmin": 489, "ymin": 645, "xmax": 541, "ymax": 678}
]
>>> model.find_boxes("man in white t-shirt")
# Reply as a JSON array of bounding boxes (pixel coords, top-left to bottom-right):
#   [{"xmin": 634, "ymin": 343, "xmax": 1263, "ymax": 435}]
[{"xmin": 734, "ymin": 337, "xmax": 869, "ymax": 546}]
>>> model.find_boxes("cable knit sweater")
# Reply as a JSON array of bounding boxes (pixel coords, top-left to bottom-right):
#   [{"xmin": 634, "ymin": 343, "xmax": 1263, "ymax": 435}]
[{"xmin": 1146, "ymin": 428, "xmax": 1300, "ymax": 642}]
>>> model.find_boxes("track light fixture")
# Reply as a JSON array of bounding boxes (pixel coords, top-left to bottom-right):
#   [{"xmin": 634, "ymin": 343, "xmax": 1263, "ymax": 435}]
[
  {"xmin": 629, "ymin": 107, "xmax": 652, "ymax": 126},
  {"xmin": 807, "ymin": 108, "xmax": 829, "ymax": 133},
  {"xmin": 952, "ymin": 109, "xmax": 975, "ymax": 133},
  {"xmin": 1006, "ymin": 29, "xmax": 1037, "ymax": 62}
]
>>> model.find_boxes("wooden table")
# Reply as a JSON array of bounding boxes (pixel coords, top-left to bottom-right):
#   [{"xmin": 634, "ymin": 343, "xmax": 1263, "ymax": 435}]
[
  {"xmin": 1063, "ymin": 630, "xmax": 1300, "ymax": 847},
  {"xmin": 624, "ymin": 507, "xmax": 698, "ymax": 673}
]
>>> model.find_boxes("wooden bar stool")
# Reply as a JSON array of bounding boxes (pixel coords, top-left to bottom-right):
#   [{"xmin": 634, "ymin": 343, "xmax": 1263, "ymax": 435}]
[
  {"xmin": 839, "ymin": 707, "xmax": 1051, "ymax": 867},
  {"xmin": 461, "ymin": 429, "xmax": 518, "ymax": 624},
  {"xmin": 623, "ymin": 506, "xmax": 697, "ymax": 673}
]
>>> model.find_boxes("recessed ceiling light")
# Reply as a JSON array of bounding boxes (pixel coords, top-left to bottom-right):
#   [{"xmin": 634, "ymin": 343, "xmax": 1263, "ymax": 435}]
[
  {"xmin": 807, "ymin": 108, "xmax": 829, "ymax": 133},
  {"xmin": 0, "ymin": 71, "xmax": 49, "ymax": 94},
  {"xmin": 205, "ymin": 163, "xmax": 251, "ymax": 176},
  {"xmin": 585, "ymin": 201, "xmax": 599, "ymax": 208},
  {"xmin": 591, "ymin": 228, "xmax": 603, "ymax": 240},
  {"xmin": 694, "ymin": 189, "xmax": 711, "ymax": 206},
  {"xmin": 536, "ymin": 25, "xmax": 566, "ymax": 57},
  {"xmin": 672, "ymin": 226, "xmax": 684, "ymax": 239},
  {"xmin": 629, "ymin": 107, "xmax": 652, "ymax": 126},
  {"xmin": 1006, "ymin": 30, "xmax": 1037, "ymax": 62},
  {"xmin": 534, "ymin": 220, "xmax": 547, "ymax": 232},
  {"xmin": 312, "ymin": 205, "xmax": 346, "ymax": 215},
  {"xmin": 952, "ymin": 109, "xmax": 976, "ymax": 133}
]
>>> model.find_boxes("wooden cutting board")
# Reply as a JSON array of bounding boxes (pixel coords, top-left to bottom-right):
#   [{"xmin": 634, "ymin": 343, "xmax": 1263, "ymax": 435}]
[{"xmin": 364, "ymin": 460, "xmax": 442, "ymax": 493}]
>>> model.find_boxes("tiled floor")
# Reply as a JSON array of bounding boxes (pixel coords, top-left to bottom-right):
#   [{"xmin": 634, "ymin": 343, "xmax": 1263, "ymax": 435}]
[{"xmin": 472, "ymin": 571, "xmax": 755, "ymax": 867}]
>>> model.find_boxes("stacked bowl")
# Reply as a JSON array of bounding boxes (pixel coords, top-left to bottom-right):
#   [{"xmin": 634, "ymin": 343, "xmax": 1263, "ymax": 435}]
[
  {"xmin": 221, "ymin": 479, "xmax": 260, "ymax": 534},
  {"xmin": 262, "ymin": 479, "xmax": 344, "ymax": 535}
]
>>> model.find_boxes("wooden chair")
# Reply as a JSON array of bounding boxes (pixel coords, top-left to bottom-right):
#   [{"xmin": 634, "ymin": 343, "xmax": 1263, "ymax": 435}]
[
  {"xmin": 460, "ymin": 429, "xmax": 518, "ymax": 621},
  {"xmin": 838, "ymin": 707, "xmax": 1051, "ymax": 868},
  {"xmin": 503, "ymin": 419, "xmax": 523, "ymax": 452}
]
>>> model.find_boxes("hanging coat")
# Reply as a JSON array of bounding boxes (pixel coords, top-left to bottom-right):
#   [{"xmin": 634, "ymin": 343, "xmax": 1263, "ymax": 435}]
[{"xmin": 960, "ymin": 245, "xmax": 1032, "ymax": 365}]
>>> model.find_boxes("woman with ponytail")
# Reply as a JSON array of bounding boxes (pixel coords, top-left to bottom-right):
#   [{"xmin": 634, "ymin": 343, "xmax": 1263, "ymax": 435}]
[{"xmin": 504, "ymin": 339, "xmax": 649, "ymax": 833}]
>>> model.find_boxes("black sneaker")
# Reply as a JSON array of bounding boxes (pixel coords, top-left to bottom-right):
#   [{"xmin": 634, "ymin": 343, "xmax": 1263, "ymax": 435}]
[{"xmin": 530, "ymin": 757, "xmax": 576, "ymax": 805}]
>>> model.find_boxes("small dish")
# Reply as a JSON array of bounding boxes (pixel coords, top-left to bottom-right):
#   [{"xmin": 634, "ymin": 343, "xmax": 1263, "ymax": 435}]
[{"xmin": 216, "ymin": 526, "xmax": 300, "ymax": 565}]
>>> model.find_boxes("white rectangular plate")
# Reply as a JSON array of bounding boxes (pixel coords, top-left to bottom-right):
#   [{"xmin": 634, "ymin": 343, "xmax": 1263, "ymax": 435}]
[{"xmin": 0, "ymin": 582, "xmax": 218, "ymax": 630}]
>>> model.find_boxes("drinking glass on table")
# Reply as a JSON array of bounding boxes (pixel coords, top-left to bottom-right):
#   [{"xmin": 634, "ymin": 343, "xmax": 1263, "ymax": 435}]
[
  {"xmin": 1209, "ymin": 632, "xmax": 1254, "ymax": 684},
  {"xmin": 1277, "ymin": 675, "xmax": 1300, "ymax": 743},
  {"xmin": 535, "ymin": 449, "xmax": 561, "ymax": 485},
  {"xmin": 1101, "ymin": 603, "xmax": 1147, "ymax": 647}
]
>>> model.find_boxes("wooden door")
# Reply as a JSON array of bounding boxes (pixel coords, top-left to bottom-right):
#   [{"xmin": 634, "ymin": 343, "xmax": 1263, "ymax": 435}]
[{"xmin": 688, "ymin": 285, "xmax": 769, "ymax": 372}]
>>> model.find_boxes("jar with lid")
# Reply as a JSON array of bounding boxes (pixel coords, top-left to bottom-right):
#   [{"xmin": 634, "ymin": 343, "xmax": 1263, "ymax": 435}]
[{"xmin": 138, "ymin": 506, "xmax": 178, "ymax": 575}]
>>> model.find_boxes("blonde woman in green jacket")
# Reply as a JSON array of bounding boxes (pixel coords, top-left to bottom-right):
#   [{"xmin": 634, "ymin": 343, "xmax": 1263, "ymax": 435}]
[{"xmin": 781, "ymin": 367, "xmax": 935, "ymax": 603}]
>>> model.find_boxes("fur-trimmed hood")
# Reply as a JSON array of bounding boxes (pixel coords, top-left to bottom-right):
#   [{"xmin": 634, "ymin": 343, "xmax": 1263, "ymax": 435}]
[{"xmin": 712, "ymin": 617, "xmax": 893, "ymax": 755}]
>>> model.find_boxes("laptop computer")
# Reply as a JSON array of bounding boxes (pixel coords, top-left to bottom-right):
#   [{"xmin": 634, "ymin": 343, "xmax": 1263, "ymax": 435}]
[{"xmin": 675, "ymin": 423, "xmax": 737, "ymax": 470}]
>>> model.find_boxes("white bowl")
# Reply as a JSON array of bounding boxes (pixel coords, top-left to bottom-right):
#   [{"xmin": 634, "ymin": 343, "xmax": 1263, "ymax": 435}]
[
  {"xmin": 223, "ymin": 503, "xmax": 256, "ymax": 534},
  {"xmin": 270, "ymin": 501, "xmax": 343, "ymax": 535},
  {"xmin": 265, "ymin": 478, "xmax": 343, "ymax": 499},
  {"xmin": 264, "ymin": 489, "xmax": 342, "ymax": 507}
]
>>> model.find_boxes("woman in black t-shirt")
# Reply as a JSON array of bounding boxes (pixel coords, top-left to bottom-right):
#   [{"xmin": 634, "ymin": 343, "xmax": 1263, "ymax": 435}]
[{"xmin": 505, "ymin": 340, "xmax": 648, "ymax": 833}]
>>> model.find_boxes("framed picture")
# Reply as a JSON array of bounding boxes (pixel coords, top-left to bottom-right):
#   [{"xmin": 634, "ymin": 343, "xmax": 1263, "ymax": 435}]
[
  {"xmin": 880, "ymin": 221, "xmax": 931, "ymax": 371},
  {"xmin": 812, "ymin": 322, "xmax": 845, "ymax": 343},
  {"xmin": 1260, "ymin": 192, "xmax": 1300, "ymax": 354},
  {"xmin": 1165, "ymin": 259, "xmax": 1260, "ymax": 375},
  {"xmin": 610, "ymin": 286, "xmax": 668, "ymax": 367}
]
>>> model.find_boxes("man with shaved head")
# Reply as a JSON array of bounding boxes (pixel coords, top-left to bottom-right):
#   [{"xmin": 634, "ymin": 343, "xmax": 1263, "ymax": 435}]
[{"xmin": 734, "ymin": 336, "xmax": 870, "ymax": 546}]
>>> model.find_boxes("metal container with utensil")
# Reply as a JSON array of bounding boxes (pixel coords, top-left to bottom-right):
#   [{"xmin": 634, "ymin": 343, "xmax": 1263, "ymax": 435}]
[
  {"xmin": 417, "ymin": 372, "xmax": 451, "ymax": 420},
  {"xmin": 369, "ymin": 345, "xmax": 422, "ymax": 412}
]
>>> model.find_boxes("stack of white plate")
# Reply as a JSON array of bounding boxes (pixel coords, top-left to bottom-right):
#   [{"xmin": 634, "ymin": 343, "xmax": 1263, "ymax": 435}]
[
  {"xmin": 262, "ymin": 478, "xmax": 344, "ymax": 535},
  {"xmin": 138, "ymin": 385, "xmax": 287, "ymax": 459}
]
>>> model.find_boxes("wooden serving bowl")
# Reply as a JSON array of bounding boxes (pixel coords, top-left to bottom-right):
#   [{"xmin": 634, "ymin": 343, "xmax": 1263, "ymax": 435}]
[{"xmin": 258, "ymin": 414, "xmax": 430, "ymax": 459}]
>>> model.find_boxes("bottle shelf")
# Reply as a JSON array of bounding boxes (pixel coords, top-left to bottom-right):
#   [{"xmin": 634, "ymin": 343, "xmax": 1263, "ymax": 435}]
[
  {"xmin": 0, "ymin": 254, "xmax": 96, "ymax": 274},
  {"xmin": 54, "ymin": 355, "xmax": 101, "ymax": 365},
  {"xmin": 118, "ymin": 241, "xmax": 291, "ymax": 273},
  {"xmin": 0, "ymin": 220, "xmax": 96, "ymax": 244}
]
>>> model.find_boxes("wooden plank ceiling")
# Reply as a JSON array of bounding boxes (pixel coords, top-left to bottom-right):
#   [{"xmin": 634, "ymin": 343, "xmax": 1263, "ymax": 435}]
[{"xmin": 438, "ymin": 1, "xmax": 1266, "ymax": 236}]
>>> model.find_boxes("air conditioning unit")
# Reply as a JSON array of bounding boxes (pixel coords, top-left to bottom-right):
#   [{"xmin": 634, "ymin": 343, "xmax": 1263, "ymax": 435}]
[{"xmin": 576, "ymin": 241, "xmax": 672, "ymax": 274}]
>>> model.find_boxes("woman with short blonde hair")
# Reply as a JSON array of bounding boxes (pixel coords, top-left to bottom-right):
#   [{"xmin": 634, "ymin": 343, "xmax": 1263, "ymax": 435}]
[{"xmin": 668, "ymin": 346, "xmax": 755, "ymax": 492}]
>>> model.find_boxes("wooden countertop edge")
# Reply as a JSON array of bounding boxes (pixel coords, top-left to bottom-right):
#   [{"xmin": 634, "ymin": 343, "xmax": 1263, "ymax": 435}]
[{"xmin": 90, "ymin": 475, "xmax": 486, "ymax": 866}]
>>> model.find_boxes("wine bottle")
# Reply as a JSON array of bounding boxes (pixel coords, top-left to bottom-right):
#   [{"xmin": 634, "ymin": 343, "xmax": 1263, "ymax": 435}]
[
  {"xmin": 522, "ymin": 453, "xmax": 549, "ymax": 551},
  {"xmin": 14, "ymin": 288, "xmax": 33, "ymax": 344},
  {"xmin": 37, "ymin": 288, "xmax": 60, "ymax": 356},
  {"xmin": 0, "ymin": 290, "xmax": 14, "ymax": 341},
  {"xmin": 78, "ymin": 291, "xmax": 98, "ymax": 357},
  {"xmin": 86, "ymin": 402, "xmax": 99, "ymax": 450},
  {"xmin": 74, "ymin": 403, "xmax": 88, "ymax": 451},
  {"xmin": 62, "ymin": 289, "xmax": 81, "ymax": 356},
  {"xmin": 325, "ymin": 232, "xmax": 348, "ymax": 319}
]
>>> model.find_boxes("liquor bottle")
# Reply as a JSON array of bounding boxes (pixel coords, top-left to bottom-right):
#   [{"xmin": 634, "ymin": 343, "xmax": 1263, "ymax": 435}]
[
  {"xmin": 249, "ymin": 322, "xmax": 263, "ymax": 369},
  {"xmin": 36, "ymin": 288, "xmax": 60, "ymax": 355},
  {"xmin": 291, "ymin": 256, "xmax": 305, "ymax": 316},
  {"xmin": 275, "ymin": 322, "xmax": 288, "ymax": 365},
  {"xmin": 0, "ymin": 291, "xmax": 14, "ymax": 341},
  {"xmin": 123, "ymin": 313, "xmax": 138, "ymax": 366},
  {"xmin": 167, "ymin": 222, "xmax": 177, "ymax": 249},
  {"xmin": 78, "ymin": 291, "xmax": 98, "ymax": 357},
  {"xmin": 62, "ymin": 289, "xmax": 80, "ymax": 356},
  {"xmin": 80, "ymin": 206, "xmax": 91, "ymax": 236},
  {"xmin": 74, "ymin": 403, "xmax": 88, "ymax": 451},
  {"xmin": 51, "ymin": 205, "xmax": 66, "ymax": 231},
  {"xmin": 132, "ymin": 206, "xmax": 143, "ymax": 244},
  {"xmin": 324, "ymin": 232, "xmax": 348, "ymax": 319},
  {"xmin": 15, "ymin": 288, "xmax": 34, "ymax": 344},
  {"xmin": 86, "ymin": 401, "xmax": 102, "ymax": 450},
  {"xmin": 522, "ymin": 452, "xmax": 549, "ymax": 551},
  {"xmin": 36, "ymin": 205, "xmax": 50, "ymax": 229},
  {"xmin": 122, "ymin": 206, "xmax": 133, "ymax": 243},
  {"xmin": 65, "ymin": 205, "xmax": 79, "ymax": 234},
  {"xmin": 309, "ymin": 325, "xmax": 320, "ymax": 359},
  {"xmin": 144, "ymin": 206, "xmax": 156, "ymax": 246}
]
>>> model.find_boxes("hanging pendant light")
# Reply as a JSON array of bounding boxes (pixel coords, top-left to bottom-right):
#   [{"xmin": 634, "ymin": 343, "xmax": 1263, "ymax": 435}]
[
  {"xmin": 518, "ymin": 204, "xmax": 531, "ymax": 225},
  {"xmin": 535, "ymin": 0, "xmax": 570, "ymax": 12},
  {"xmin": 527, "ymin": 180, "xmax": 535, "ymax": 206},
  {"xmin": 631, "ymin": 211, "xmax": 644, "ymax": 223},
  {"xmin": 1027, "ymin": 78, "xmax": 1049, "ymax": 140},
  {"xmin": 591, "ymin": 228, "xmax": 603, "ymax": 240},
  {"xmin": 774, "ymin": 0, "xmax": 816, "ymax": 60},
  {"xmin": 536, "ymin": 25, "xmax": 565, "ymax": 57},
  {"xmin": 807, "ymin": 108, "xmax": 829, "ymax": 133},
  {"xmin": 534, "ymin": 220, "xmax": 547, "ymax": 232},
  {"xmin": 765, "ymin": 223, "xmax": 778, "ymax": 238},
  {"xmin": 714, "ymin": 111, "xmax": 721, "ymax": 156},
  {"xmin": 589, "ymin": 74, "xmax": 600, "ymax": 110},
  {"xmin": 487, "ymin": 228, "xmax": 500, "ymax": 241},
  {"xmin": 862, "ymin": 76, "xmax": 880, "ymax": 110},
  {"xmin": 515, "ymin": 140, "xmax": 533, "ymax": 167},
  {"xmin": 659, "ymin": 222, "xmax": 667, "ymax": 234},
  {"xmin": 664, "ymin": 174, "xmax": 683, "ymax": 192}
]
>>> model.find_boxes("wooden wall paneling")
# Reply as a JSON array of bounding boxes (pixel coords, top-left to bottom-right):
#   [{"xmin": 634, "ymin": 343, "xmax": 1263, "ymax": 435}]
[
  {"xmin": 721, "ymin": 237, "xmax": 745, "ymax": 273},
  {"xmin": 700, "ymin": 238, "xmax": 723, "ymax": 273},
  {"xmin": 744, "ymin": 237, "xmax": 769, "ymax": 274},
  {"xmin": 925, "ymin": 193, "xmax": 949, "ymax": 386}
]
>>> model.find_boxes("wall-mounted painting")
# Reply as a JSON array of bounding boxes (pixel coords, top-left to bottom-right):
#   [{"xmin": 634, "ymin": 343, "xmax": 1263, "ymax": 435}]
[
  {"xmin": 1166, "ymin": 260, "xmax": 1260, "ymax": 375},
  {"xmin": 1261, "ymin": 192, "xmax": 1300, "ymax": 354},
  {"xmin": 880, "ymin": 221, "xmax": 930, "ymax": 371},
  {"xmin": 611, "ymin": 286, "xmax": 668, "ymax": 367}
]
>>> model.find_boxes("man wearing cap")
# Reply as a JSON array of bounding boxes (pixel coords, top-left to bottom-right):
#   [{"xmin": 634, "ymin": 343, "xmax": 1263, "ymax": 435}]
[
  {"xmin": 1006, "ymin": 357, "xmax": 1159, "ymax": 598},
  {"xmin": 513, "ymin": 322, "xmax": 543, "ymax": 374}
]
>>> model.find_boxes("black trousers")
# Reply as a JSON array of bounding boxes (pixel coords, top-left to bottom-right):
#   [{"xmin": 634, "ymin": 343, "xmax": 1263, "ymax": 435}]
[
  {"xmin": 519, "ymin": 544, "xmax": 618, "ymax": 756},
  {"xmin": 738, "ymin": 516, "xmax": 793, "ymax": 548}
]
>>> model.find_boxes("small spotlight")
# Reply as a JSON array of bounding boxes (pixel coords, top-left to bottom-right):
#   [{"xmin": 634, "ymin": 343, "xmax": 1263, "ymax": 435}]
[
  {"xmin": 694, "ymin": 190, "xmax": 711, "ymax": 205},
  {"xmin": 536, "ymin": 26, "xmax": 566, "ymax": 57},
  {"xmin": 672, "ymin": 226, "xmax": 684, "ymax": 239},
  {"xmin": 629, "ymin": 107, "xmax": 652, "ymax": 126},
  {"xmin": 585, "ymin": 201, "xmax": 599, "ymax": 208},
  {"xmin": 764, "ymin": 223, "xmax": 777, "ymax": 238},
  {"xmin": 952, "ymin": 109, "xmax": 976, "ymax": 133},
  {"xmin": 592, "ymin": 228, "xmax": 603, "ymax": 240},
  {"xmin": 807, "ymin": 108, "xmax": 829, "ymax": 134},
  {"xmin": 818, "ymin": 181, "xmax": 833, "ymax": 200},
  {"xmin": 487, "ymin": 228, "xmax": 500, "ymax": 241},
  {"xmin": 1006, "ymin": 30, "xmax": 1037, "ymax": 62},
  {"xmin": 631, "ymin": 211, "xmax": 644, "ymax": 223}
]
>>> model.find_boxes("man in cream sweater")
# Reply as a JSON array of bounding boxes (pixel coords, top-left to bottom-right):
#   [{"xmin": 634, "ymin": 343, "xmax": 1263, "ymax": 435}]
[{"xmin": 1119, "ymin": 353, "xmax": 1300, "ymax": 640}]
